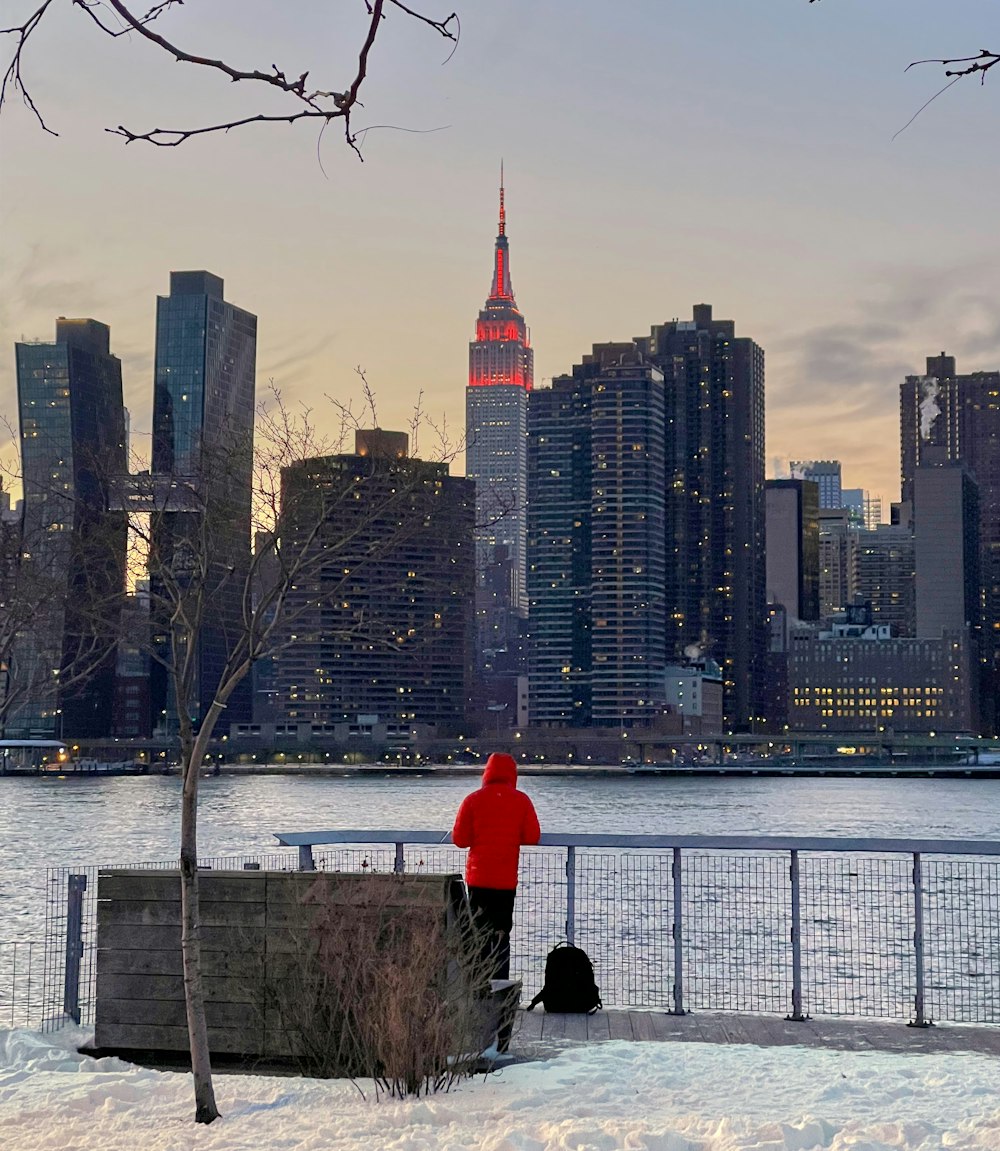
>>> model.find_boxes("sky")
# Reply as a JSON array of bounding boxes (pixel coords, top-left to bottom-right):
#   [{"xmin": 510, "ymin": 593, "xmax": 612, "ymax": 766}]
[
  {"xmin": 1, "ymin": 0, "xmax": 999, "ymax": 505},
  {"xmin": 4, "ymin": 1022, "xmax": 1000, "ymax": 1151}
]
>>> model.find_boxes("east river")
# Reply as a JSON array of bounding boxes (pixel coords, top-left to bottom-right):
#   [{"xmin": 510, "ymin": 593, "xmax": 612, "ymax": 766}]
[{"xmin": 3, "ymin": 770, "xmax": 1000, "ymax": 941}]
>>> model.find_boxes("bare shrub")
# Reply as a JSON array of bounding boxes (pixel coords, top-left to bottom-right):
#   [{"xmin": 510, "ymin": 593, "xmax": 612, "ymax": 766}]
[{"xmin": 266, "ymin": 873, "xmax": 508, "ymax": 1097}]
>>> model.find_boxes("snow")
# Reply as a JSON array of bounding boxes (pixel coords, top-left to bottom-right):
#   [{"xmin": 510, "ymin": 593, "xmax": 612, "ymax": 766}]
[{"xmin": 2, "ymin": 1023, "xmax": 1000, "ymax": 1150}]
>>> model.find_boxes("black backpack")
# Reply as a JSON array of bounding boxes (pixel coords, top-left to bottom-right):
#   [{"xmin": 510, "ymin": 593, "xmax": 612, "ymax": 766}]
[{"xmin": 526, "ymin": 942, "xmax": 602, "ymax": 1014}]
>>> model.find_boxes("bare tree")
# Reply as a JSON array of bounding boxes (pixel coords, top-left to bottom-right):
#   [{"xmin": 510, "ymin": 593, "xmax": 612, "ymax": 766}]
[
  {"xmin": 1, "ymin": 1, "xmax": 458, "ymax": 153},
  {"xmin": 109, "ymin": 386, "xmax": 471, "ymax": 1123}
]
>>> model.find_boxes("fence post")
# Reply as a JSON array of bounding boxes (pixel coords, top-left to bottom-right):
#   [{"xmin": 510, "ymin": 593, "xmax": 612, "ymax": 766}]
[
  {"xmin": 671, "ymin": 846, "xmax": 685, "ymax": 1015},
  {"xmin": 909, "ymin": 851, "xmax": 932, "ymax": 1027},
  {"xmin": 786, "ymin": 849, "xmax": 807, "ymax": 1021},
  {"xmin": 394, "ymin": 842, "xmax": 405, "ymax": 875},
  {"xmin": 298, "ymin": 844, "xmax": 315, "ymax": 871},
  {"xmin": 565, "ymin": 845, "xmax": 576, "ymax": 945},
  {"xmin": 63, "ymin": 874, "xmax": 87, "ymax": 1024}
]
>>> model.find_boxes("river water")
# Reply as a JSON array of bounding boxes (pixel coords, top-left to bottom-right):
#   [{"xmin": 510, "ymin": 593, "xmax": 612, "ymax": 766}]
[
  {"xmin": 3, "ymin": 770, "xmax": 1000, "ymax": 941},
  {"xmin": 2, "ymin": 771, "xmax": 1000, "ymax": 1022}
]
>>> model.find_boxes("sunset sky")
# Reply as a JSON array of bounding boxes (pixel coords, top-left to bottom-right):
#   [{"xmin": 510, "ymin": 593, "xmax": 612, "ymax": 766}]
[{"xmin": 2, "ymin": 0, "xmax": 998, "ymax": 506}]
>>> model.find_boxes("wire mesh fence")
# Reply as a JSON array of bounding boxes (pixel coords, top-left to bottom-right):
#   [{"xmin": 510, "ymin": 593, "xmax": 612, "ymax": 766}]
[
  {"xmin": 0, "ymin": 942, "xmax": 45, "ymax": 1030},
  {"xmin": 923, "ymin": 858, "xmax": 1000, "ymax": 1024},
  {"xmin": 6, "ymin": 838, "xmax": 999, "ymax": 1033}
]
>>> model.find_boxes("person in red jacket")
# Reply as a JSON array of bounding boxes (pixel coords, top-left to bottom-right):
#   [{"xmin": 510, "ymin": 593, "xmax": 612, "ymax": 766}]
[{"xmin": 451, "ymin": 751, "xmax": 541, "ymax": 981}]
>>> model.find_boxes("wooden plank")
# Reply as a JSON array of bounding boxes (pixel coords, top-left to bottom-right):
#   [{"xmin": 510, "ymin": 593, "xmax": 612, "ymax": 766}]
[
  {"xmin": 515, "ymin": 1008, "xmax": 543, "ymax": 1043},
  {"xmin": 93, "ymin": 1022, "xmax": 263, "ymax": 1055},
  {"xmin": 97, "ymin": 925, "xmax": 264, "ymax": 952},
  {"xmin": 98, "ymin": 872, "xmax": 267, "ymax": 903},
  {"xmin": 710, "ymin": 1013, "xmax": 757, "ymax": 1046},
  {"xmin": 561, "ymin": 1013, "xmax": 589, "ymax": 1042},
  {"xmin": 586, "ymin": 1012, "xmax": 611, "ymax": 1041},
  {"xmin": 607, "ymin": 1010, "xmax": 634, "ymax": 1040},
  {"xmin": 630, "ymin": 1011, "xmax": 656, "ymax": 1042},
  {"xmin": 680, "ymin": 1012, "xmax": 728, "ymax": 1044},
  {"xmin": 735, "ymin": 1014, "xmax": 786, "ymax": 1048},
  {"xmin": 97, "ymin": 972, "xmax": 261, "ymax": 1004},
  {"xmin": 97, "ymin": 900, "xmax": 265, "ymax": 928},
  {"xmin": 542, "ymin": 1013, "xmax": 568, "ymax": 1040},
  {"xmin": 94, "ymin": 998, "xmax": 260, "ymax": 1029},
  {"xmin": 262, "ymin": 1029, "xmax": 309, "ymax": 1060},
  {"xmin": 763, "ymin": 1016, "xmax": 815, "ymax": 1046},
  {"xmin": 649, "ymin": 1011, "xmax": 688, "ymax": 1043},
  {"xmin": 96, "ymin": 948, "xmax": 263, "ymax": 979},
  {"xmin": 266, "ymin": 872, "xmax": 458, "ymax": 908}
]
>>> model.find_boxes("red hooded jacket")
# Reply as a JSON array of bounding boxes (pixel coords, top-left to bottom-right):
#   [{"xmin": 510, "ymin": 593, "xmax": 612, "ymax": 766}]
[{"xmin": 451, "ymin": 753, "xmax": 541, "ymax": 890}]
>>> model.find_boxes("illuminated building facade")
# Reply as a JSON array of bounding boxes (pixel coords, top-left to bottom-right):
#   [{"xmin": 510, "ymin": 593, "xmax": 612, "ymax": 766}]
[
  {"xmin": 649, "ymin": 305, "xmax": 766, "ymax": 731},
  {"xmin": 466, "ymin": 173, "xmax": 532, "ymax": 671},
  {"xmin": 787, "ymin": 609, "xmax": 975, "ymax": 735},
  {"xmin": 854, "ymin": 523, "xmax": 915, "ymax": 638},
  {"xmin": 900, "ymin": 352, "xmax": 1000, "ymax": 730},
  {"xmin": 273, "ymin": 433, "xmax": 474, "ymax": 735},
  {"xmin": 527, "ymin": 347, "xmax": 667, "ymax": 727},
  {"xmin": 527, "ymin": 305, "xmax": 766, "ymax": 733},
  {"xmin": 818, "ymin": 508, "xmax": 858, "ymax": 618}
]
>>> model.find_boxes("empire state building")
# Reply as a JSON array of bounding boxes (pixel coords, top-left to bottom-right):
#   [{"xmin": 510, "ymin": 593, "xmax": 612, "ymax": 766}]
[{"xmin": 466, "ymin": 172, "xmax": 533, "ymax": 668}]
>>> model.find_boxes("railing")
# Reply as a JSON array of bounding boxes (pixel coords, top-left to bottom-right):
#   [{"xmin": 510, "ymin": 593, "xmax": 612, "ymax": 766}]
[
  {"xmin": 275, "ymin": 830, "xmax": 1000, "ymax": 1026},
  {"xmin": 21, "ymin": 832, "xmax": 1000, "ymax": 1032}
]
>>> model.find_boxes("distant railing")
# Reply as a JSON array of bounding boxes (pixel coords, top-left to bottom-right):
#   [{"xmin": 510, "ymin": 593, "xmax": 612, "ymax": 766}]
[
  {"xmin": 275, "ymin": 831, "xmax": 1000, "ymax": 1026},
  {"xmin": 22, "ymin": 832, "xmax": 1000, "ymax": 1032}
]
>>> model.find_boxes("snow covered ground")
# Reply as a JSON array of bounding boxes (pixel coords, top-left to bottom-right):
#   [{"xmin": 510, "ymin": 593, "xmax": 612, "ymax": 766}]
[{"xmin": 2, "ymin": 1023, "xmax": 999, "ymax": 1151}]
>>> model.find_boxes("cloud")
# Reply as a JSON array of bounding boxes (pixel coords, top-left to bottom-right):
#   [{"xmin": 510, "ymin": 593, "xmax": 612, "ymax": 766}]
[{"xmin": 765, "ymin": 256, "xmax": 1000, "ymax": 501}]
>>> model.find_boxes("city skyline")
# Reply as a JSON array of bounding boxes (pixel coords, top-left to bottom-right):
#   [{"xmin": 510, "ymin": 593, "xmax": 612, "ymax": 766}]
[{"xmin": 2, "ymin": 1, "xmax": 999, "ymax": 504}]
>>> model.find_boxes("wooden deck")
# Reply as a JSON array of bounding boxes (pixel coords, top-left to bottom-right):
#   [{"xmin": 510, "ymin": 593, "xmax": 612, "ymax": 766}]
[{"xmin": 512, "ymin": 1008, "xmax": 1000, "ymax": 1057}]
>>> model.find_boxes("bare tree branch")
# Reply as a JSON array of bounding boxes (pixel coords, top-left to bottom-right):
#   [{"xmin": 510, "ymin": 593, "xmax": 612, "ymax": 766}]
[
  {"xmin": 906, "ymin": 48, "xmax": 1000, "ymax": 84},
  {"xmin": 0, "ymin": 1, "xmax": 58, "ymax": 135},
  {"xmin": 2, "ymin": 0, "xmax": 459, "ymax": 152},
  {"xmin": 808, "ymin": 1, "xmax": 997, "ymax": 133}
]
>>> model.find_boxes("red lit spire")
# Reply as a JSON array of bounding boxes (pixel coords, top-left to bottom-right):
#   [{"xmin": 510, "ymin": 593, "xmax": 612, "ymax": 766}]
[
  {"xmin": 490, "ymin": 162, "xmax": 514, "ymax": 301},
  {"xmin": 469, "ymin": 164, "xmax": 532, "ymax": 391}
]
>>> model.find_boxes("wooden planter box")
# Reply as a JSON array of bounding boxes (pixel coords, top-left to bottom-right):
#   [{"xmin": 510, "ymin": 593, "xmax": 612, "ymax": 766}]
[{"xmin": 95, "ymin": 869, "xmax": 468, "ymax": 1061}]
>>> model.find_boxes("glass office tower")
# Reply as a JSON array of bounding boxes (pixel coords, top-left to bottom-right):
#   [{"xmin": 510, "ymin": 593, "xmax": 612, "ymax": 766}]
[
  {"xmin": 151, "ymin": 271, "xmax": 257, "ymax": 732},
  {"xmin": 13, "ymin": 319, "xmax": 127, "ymax": 736}
]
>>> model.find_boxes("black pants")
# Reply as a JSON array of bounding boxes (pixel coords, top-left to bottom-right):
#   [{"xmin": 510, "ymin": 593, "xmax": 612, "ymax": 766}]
[{"xmin": 467, "ymin": 885, "xmax": 516, "ymax": 981}]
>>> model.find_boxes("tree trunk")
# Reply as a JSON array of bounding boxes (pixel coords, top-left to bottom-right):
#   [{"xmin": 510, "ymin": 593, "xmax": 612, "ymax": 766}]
[{"xmin": 179, "ymin": 727, "xmax": 219, "ymax": 1124}]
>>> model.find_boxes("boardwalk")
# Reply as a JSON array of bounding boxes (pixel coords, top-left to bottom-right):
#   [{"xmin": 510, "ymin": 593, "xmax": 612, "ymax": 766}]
[{"xmin": 513, "ymin": 1009, "xmax": 1000, "ymax": 1058}]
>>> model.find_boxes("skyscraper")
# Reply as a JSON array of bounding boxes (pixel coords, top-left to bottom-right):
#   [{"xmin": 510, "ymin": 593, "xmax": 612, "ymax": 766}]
[
  {"xmin": 765, "ymin": 479, "xmax": 820, "ymax": 622},
  {"xmin": 914, "ymin": 464, "xmax": 980, "ymax": 642},
  {"xmin": 649, "ymin": 305, "xmax": 766, "ymax": 731},
  {"xmin": 466, "ymin": 171, "xmax": 532, "ymax": 672},
  {"xmin": 789, "ymin": 460, "xmax": 842, "ymax": 509},
  {"xmin": 853, "ymin": 523, "xmax": 915, "ymax": 638},
  {"xmin": 901, "ymin": 352, "xmax": 1000, "ymax": 730},
  {"xmin": 150, "ymin": 271, "xmax": 257, "ymax": 732},
  {"xmin": 273, "ymin": 432, "xmax": 474, "ymax": 734},
  {"xmin": 528, "ymin": 346, "xmax": 667, "ymax": 728},
  {"xmin": 527, "ymin": 305, "xmax": 766, "ymax": 733},
  {"xmin": 13, "ymin": 319, "xmax": 127, "ymax": 736}
]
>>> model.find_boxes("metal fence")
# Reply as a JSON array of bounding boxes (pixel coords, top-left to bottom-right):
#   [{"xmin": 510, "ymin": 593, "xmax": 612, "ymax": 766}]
[
  {"xmin": 276, "ymin": 831, "xmax": 1000, "ymax": 1026},
  {"xmin": 10, "ymin": 832, "xmax": 1000, "ymax": 1032},
  {"xmin": 0, "ymin": 942, "xmax": 45, "ymax": 1030}
]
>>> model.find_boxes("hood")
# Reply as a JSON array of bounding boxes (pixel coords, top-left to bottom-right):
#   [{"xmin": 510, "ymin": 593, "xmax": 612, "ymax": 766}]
[{"xmin": 482, "ymin": 752, "xmax": 518, "ymax": 787}]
